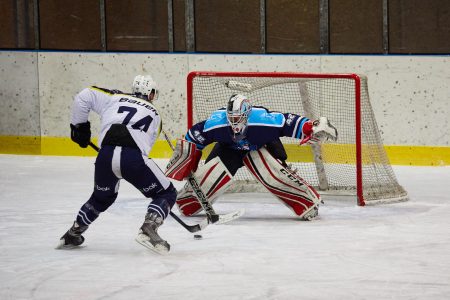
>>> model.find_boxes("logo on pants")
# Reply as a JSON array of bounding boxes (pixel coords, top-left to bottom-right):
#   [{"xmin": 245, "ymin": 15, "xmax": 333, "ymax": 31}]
[
  {"xmin": 96, "ymin": 184, "xmax": 110, "ymax": 191},
  {"xmin": 142, "ymin": 183, "xmax": 158, "ymax": 192}
]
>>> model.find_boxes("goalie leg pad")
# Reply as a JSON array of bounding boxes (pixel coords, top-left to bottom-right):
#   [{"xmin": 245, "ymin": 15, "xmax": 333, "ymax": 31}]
[
  {"xmin": 165, "ymin": 139, "xmax": 202, "ymax": 181},
  {"xmin": 176, "ymin": 157, "xmax": 233, "ymax": 216},
  {"xmin": 243, "ymin": 147, "xmax": 321, "ymax": 219}
]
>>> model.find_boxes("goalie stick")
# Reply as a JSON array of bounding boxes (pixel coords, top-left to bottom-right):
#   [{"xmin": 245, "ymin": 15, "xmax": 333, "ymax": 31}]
[
  {"xmin": 161, "ymin": 131, "xmax": 244, "ymax": 225},
  {"xmin": 88, "ymin": 142, "xmax": 206, "ymax": 233}
]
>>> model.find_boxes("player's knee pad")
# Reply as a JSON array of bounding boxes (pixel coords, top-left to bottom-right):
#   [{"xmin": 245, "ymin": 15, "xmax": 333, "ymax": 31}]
[
  {"xmin": 176, "ymin": 157, "xmax": 233, "ymax": 216},
  {"xmin": 243, "ymin": 147, "xmax": 321, "ymax": 219}
]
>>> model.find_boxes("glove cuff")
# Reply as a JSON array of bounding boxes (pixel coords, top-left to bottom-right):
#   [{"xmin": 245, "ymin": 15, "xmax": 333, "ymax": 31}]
[{"xmin": 302, "ymin": 120, "xmax": 314, "ymax": 136}]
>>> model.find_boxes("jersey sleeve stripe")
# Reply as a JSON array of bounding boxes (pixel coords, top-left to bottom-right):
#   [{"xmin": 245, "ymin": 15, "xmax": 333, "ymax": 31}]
[
  {"xmin": 292, "ymin": 117, "xmax": 308, "ymax": 139},
  {"xmin": 89, "ymin": 86, "xmax": 114, "ymax": 95},
  {"xmin": 185, "ymin": 132, "xmax": 205, "ymax": 150},
  {"xmin": 292, "ymin": 117, "xmax": 301, "ymax": 138}
]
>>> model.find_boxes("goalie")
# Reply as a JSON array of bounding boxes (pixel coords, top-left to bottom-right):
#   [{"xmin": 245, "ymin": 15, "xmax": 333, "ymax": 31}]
[{"xmin": 166, "ymin": 94, "xmax": 338, "ymax": 220}]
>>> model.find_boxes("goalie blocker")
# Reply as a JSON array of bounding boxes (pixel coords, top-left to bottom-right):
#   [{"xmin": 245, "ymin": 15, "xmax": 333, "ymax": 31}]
[
  {"xmin": 244, "ymin": 147, "xmax": 321, "ymax": 220},
  {"xmin": 165, "ymin": 139, "xmax": 202, "ymax": 181}
]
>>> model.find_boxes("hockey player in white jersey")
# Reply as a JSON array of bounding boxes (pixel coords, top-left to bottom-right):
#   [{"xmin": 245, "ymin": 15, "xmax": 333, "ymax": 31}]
[{"xmin": 57, "ymin": 75, "xmax": 175, "ymax": 254}]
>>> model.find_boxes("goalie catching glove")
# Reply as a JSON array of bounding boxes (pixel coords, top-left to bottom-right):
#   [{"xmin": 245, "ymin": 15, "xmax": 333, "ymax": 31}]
[
  {"xmin": 300, "ymin": 117, "xmax": 338, "ymax": 145},
  {"xmin": 165, "ymin": 139, "xmax": 202, "ymax": 181}
]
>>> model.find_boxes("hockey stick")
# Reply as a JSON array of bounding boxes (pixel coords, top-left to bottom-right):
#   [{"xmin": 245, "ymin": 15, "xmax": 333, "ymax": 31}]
[
  {"xmin": 162, "ymin": 130, "xmax": 218, "ymax": 223},
  {"xmin": 89, "ymin": 142, "xmax": 99, "ymax": 151},
  {"xmin": 161, "ymin": 130, "xmax": 244, "ymax": 225},
  {"xmin": 88, "ymin": 142, "xmax": 205, "ymax": 233}
]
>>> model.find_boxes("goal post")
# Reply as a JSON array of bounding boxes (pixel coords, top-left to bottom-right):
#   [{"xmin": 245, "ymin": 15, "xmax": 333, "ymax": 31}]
[{"xmin": 186, "ymin": 71, "xmax": 408, "ymax": 206}]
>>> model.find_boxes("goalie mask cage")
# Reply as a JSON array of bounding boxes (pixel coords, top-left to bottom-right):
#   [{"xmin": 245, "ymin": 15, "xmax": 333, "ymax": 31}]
[{"xmin": 187, "ymin": 71, "xmax": 408, "ymax": 206}]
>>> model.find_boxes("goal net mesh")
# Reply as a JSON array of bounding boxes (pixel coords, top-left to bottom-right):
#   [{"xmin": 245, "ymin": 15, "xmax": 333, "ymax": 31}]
[{"xmin": 188, "ymin": 73, "xmax": 408, "ymax": 205}]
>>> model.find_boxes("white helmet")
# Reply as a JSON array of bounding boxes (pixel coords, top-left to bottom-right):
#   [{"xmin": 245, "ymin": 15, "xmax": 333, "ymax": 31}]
[
  {"xmin": 226, "ymin": 94, "xmax": 252, "ymax": 136},
  {"xmin": 132, "ymin": 75, "xmax": 159, "ymax": 101}
]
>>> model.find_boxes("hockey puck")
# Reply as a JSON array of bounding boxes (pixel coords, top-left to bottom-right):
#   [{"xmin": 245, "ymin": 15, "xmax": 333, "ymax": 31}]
[{"xmin": 193, "ymin": 234, "xmax": 203, "ymax": 240}]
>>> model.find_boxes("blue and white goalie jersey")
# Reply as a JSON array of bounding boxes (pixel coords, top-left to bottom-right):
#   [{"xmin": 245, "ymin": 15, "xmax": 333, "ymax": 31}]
[
  {"xmin": 185, "ymin": 106, "xmax": 310, "ymax": 151},
  {"xmin": 71, "ymin": 86, "xmax": 161, "ymax": 156}
]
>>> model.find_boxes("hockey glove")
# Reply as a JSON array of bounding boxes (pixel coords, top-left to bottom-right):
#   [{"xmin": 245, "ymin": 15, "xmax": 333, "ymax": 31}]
[
  {"xmin": 300, "ymin": 117, "xmax": 338, "ymax": 145},
  {"xmin": 70, "ymin": 122, "xmax": 91, "ymax": 148},
  {"xmin": 299, "ymin": 120, "xmax": 319, "ymax": 145}
]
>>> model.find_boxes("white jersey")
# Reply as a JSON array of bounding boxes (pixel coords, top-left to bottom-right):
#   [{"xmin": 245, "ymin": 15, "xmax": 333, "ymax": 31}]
[{"xmin": 71, "ymin": 86, "xmax": 161, "ymax": 156}]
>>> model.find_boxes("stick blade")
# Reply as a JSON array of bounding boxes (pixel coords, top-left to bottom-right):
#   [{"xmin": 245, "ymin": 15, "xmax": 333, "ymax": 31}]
[{"xmin": 214, "ymin": 209, "xmax": 245, "ymax": 225}]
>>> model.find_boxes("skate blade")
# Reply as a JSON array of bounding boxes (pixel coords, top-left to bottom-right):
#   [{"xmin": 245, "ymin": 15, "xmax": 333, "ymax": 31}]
[
  {"xmin": 55, "ymin": 239, "xmax": 85, "ymax": 250},
  {"xmin": 135, "ymin": 234, "xmax": 169, "ymax": 255}
]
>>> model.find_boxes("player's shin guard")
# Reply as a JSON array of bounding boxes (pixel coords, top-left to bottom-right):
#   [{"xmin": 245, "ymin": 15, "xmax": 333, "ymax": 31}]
[
  {"xmin": 146, "ymin": 183, "xmax": 177, "ymax": 220},
  {"xmin": 176, "ymin": 157, "xmax": 233, "ymax": 216},
  {"xmin": 76, "ymin": 202, "xmax": 101, "ymax": 227},
  {"xmin": 243, "ymin": 147, "xmax": 321, "ymax": 220}
]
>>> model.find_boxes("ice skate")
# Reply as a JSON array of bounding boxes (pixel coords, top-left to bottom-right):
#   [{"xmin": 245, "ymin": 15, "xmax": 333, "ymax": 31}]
[
  {"xmin": 135, "ymin": 212, "xmax": 170, "ymax": 255},
  {"xmin": 302, "ymin": 206, "xmax": 319, "ymax": 221},
  {"xmin": 56, "ymin": 221, "xmax": 88, "ymax": 249}
]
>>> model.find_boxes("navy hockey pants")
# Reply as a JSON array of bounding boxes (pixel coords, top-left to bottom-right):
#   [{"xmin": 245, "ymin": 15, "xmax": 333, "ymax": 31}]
[{"xmin": 76, "ymin": 145, "xmax": 176, "ymax": 227}]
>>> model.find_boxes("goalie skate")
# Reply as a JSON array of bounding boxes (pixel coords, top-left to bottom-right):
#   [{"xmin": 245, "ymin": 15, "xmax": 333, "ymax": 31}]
[
  {"xmin": 135, "ymin": 212, "xmax": 170, "ymax": 255},
  {"xmin": 302, "ymin": 206, "xmax": 319, "ymax": 221}
]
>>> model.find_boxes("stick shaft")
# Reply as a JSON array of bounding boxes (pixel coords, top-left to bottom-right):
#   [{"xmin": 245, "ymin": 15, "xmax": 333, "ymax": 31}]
[{"xmin": 161, "ymin": 130, "xmax": 219, "ymax": 223}]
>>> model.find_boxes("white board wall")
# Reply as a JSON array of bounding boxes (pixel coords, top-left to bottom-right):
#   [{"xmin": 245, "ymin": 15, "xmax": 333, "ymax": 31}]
[{"xmin": 0, "ymin": 51, "xmax": 448, "ymax": 146}]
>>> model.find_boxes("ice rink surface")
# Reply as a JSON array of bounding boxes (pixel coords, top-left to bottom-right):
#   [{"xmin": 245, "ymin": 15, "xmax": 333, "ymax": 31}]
[{"xmin": 0, "ymin": 154, "xmax": 449, "ymax": 300}]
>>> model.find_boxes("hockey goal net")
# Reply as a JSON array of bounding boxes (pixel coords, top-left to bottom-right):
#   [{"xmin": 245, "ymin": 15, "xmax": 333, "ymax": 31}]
[{"xmin": 187, "ymin": 71, "xmax": 408, "ymax": 206}]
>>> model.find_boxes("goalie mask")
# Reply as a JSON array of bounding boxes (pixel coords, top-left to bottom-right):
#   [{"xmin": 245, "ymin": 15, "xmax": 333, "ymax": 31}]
[
  {"xmin": 132, "ymin": 75, "xmax": 159, "ymax": 102},
  {"xmin": 226, "ymin": 94, "xmax": 252, "ymax": 137}
]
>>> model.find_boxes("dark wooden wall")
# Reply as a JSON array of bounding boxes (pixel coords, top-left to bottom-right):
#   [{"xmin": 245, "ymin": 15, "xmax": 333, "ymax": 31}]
[{"xmin": 1, "ymin": 0, "xmax": 449, "ymax": 54}]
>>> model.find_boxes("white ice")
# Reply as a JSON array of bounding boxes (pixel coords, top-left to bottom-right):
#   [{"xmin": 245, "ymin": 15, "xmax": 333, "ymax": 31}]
[{"xmin": 0, "ymin": 154, "xmax": 449, "ymax": 300}]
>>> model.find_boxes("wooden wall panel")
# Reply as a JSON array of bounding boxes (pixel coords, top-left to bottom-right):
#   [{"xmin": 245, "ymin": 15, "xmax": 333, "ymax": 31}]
[
  {"xmin": 389, "ymin": 0, "xmax": 450, "ymax": 53},
  {"xmin": 195, "ymin": 0, "xmax": 260, "ymax": 53},
  {"xmin": 0, "ymin": 0, "xmax": 35, "ymax": 49},
  {"xmin": 106, "ymin": 1, "xmax": 168, "ymax": 51},
  {"xmin": 0, "ymin": 0, "xmax": 16, "ymax": 48},
  {"xmin": 329, "ymin": 0, "xmax": 383, "ymax": 53},
  {"xmin": 173, "ymin": 0, "xmax": 186, "ymax": 51},
  {"xmin": 266, "ymin": 0, "xmax": 320, "ymax": 53},
  {"xmin": 39, "ymin": 0, "xmax": 101, "ymax": 50},
  {"xmin": 4, "ymin": 0, "xmax": 450, "ymax": 54}
]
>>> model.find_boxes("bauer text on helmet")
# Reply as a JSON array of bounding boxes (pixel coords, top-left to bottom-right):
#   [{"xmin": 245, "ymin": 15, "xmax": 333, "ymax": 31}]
[
  {"xmin": 132, "ymin": 75, "xmax": 159, "ymax": 101},
  {"xmin": 226, "ymin": 94, "xmax": 252, "ymax": 135}
]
